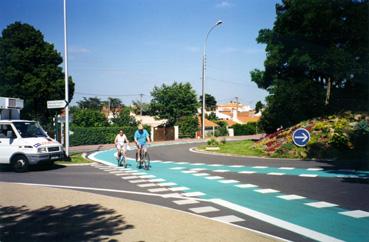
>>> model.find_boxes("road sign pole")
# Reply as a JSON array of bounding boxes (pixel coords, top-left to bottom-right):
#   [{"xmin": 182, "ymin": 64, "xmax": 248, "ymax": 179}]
[{"xmin": 63, "ymin": 0, "xmax": 70, "ymax": 157}]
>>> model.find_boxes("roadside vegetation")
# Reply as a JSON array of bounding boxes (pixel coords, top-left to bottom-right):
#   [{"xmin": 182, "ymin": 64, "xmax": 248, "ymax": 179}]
[
  {"xmin": 198, "ymin": 112, "xmax": 369, "ymax": 168},
  {"xmin": 56, "ymin": 153, "xmax": 92, "ymax": 165}
]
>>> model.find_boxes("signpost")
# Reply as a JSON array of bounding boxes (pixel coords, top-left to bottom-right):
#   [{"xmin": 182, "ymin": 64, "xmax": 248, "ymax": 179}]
[
  {"xmin": 292, "ymin": 128, "xmax": 310, "ymax": 147},
  {"xmin": 47, "ymin": 100, "xmax": 68, "ymax": 109}
]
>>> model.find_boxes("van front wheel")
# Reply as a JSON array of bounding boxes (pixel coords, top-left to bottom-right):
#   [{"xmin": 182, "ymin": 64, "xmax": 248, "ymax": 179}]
[{"xmin": 12, "ymin": 155, "xmax": 29, "ymax": 173}]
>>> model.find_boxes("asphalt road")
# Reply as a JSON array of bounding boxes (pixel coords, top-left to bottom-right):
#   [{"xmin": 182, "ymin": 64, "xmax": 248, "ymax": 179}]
[{"xmin": 1, "ymin": 143, "xmax": 368, "ymax": 242}]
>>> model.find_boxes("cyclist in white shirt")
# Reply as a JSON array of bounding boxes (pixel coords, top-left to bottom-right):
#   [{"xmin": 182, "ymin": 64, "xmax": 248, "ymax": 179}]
[{"xmin": 114, "ymin": 129, "xmax": 129, "ymax": 165}]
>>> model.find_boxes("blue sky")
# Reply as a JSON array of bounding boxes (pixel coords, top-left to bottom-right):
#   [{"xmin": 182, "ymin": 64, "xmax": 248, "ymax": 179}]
[{"xmin": 0, "ymin": 0, "xmax": 279, "ymax": 107}]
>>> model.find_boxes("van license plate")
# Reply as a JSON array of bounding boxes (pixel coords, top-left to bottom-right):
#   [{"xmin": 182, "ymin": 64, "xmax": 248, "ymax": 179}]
[{"xmin": 51, "ymin": 156, "xmax": 59, "ymax": 160}]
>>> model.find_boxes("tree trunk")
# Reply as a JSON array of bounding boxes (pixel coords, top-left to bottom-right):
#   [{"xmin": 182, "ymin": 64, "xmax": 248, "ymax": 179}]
[{"xmin": 325, "ymin": 77, "xmax": 332, "ymax": 106}]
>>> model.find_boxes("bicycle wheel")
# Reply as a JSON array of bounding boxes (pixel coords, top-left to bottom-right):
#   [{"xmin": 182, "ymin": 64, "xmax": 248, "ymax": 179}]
[{"xmin": 144, "ymin": 152, "xmax": 150, "ymax": 170}]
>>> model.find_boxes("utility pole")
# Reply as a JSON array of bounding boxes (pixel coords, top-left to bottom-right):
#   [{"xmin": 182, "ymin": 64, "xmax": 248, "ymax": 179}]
[
  {"xmin": 235, "ymin": 96, "xmax": 239, "ymax": 113},
  {"xmin": 139, "ymin": 93, "xmax": 144, "ymax": 116},
  {"xmin": 63, "ymin": 0, "xmax": 70, "ymax": 157}
]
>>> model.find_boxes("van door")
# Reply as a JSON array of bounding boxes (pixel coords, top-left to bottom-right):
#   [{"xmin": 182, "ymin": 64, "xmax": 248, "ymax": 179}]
[{"xmin": 0, "ymin": 124, "xmax": 18, "ymax": 164}]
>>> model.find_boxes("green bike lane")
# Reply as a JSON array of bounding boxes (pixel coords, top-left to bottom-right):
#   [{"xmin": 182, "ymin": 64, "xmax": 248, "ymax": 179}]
[{"xmin": 92, "ymin": 149, "xmax": 369, "ymax": 242}]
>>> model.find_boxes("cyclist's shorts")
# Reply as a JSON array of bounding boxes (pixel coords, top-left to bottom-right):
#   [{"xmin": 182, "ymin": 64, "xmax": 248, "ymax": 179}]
[
  {"xmin": 138, "ymin": 143, "xmax": 148, "ymax": 152},
  {"xmin": 117, "ymin": 143, "xmax": 127, "ymax": 152}
]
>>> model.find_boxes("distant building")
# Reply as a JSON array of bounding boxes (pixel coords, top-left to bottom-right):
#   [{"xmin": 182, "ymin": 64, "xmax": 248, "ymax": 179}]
[{"xmin": 214, "ymin": 101, "xmax": 260, "ymax": 125}]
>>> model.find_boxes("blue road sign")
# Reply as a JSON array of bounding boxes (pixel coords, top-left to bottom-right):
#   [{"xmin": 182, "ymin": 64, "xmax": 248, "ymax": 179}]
[{"xmin": 292, "ymin": 128, "xmax": 310, "ymax": 147}]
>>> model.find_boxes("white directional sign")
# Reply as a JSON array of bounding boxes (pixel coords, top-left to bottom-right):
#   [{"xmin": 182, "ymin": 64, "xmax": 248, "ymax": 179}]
[{"xmin": 47, "ymin": 100, "xmax": 68, "ymax": 109}]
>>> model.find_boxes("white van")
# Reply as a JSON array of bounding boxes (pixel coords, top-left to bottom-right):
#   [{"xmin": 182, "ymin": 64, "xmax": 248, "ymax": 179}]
[{"xmin": 0, "ymin": 120, "xmax": 64, "ymax": 172}]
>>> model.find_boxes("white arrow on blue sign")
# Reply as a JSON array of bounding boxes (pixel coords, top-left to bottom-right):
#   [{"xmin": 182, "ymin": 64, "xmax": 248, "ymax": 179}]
[{"xmin": 292, "ymin": 128, "xmax": 310, "ymax": 147}]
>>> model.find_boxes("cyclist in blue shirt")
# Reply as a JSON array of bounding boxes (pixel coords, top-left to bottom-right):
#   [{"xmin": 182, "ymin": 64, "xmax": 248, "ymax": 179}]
[{"xmin": 134, "ymin": 124, "xmax": 150, "ymax": 165}]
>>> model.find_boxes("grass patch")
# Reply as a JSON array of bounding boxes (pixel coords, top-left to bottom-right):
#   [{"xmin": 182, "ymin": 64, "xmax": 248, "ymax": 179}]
[
  {"xmin": 198, "ymin": 140, "xmax": 266, "ymax": 157},
  {"xmin": 56, "ymin": 153, "xmax": 92, "ymax": 164}
]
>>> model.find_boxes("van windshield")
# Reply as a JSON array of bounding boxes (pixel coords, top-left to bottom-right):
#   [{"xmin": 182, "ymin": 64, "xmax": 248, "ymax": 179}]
[{"xmin": 13, "ymin": 122, "xmax": 48, "ymax": 138}]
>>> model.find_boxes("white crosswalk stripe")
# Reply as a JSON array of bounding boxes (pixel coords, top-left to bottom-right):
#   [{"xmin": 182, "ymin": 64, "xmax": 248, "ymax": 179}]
[
  {"xmin": 339, "ymin": 210, "xmax": 369, "ymax": 218},
  {"xmin": 158, "ymin": 182, "xmax": 177, "ymax": 187},
  {"xmin": 129, "ymin": 179, "xmax": 147, "ymax": 183},
  {"xmin": 122, "ymin": 176, "xmax": 138, "ymax": 180},
  {"xmin": 193, "ymin": 173, "xmax": 209, "ymax": 176},
  {"xmin": 305, "ymin": 201, "xmax": 338, "ymax": 208},
  {"xmin": 189, "ymin": 206, "xmax": 219, "ymax": 214},
  {"xmin": 219, "ymin": 180, "xmax": 239, "ymax": 184},
  {"xmin": 235, "ymin": 184, "xmax": 258, "ymax": 188},
  {"xmin": 212, "ymin": 215, "xmax": 245, "ymax": 223},
  {"xmin": 268, "ymin": 172, "xmax": 285, "ymax": 176},
  {"xmin": 148, "ymin": 188, "xmax": 169, "ymax": 192},
  {"xmin": 299, "ymin": 174, "xmax": 318, "ymax": 177},
  {"xmin": 277, "ymin": 194, "xmax": 306, "ymax": 200},
  {"xmin": 255, "ymin": 189, "xmax": 279, "ymax": 194},
  {"xmin": 138, "ymin": 183, "xmax": 157, "ymax": 188},
  {"xmin": 213, "ymin": 170, "xmax": 229, "ymax": 173},
  {"xmin": 183, "ymin": 192, "xmax": 205, "ymax": 197},
  {"xmin": 205, "ymin": 176, "xmax": 223, "ymax": 180},
  {"xmin": 238, "ymin": 171, "xmax": 255, "ymax": 174},
  {"xmin": 169, "ymin": 187, "xmax": 190, "ymax": 191},
  {"xmin": 173, "ymin": 199, "xmax": 199, "ymax": 205}
]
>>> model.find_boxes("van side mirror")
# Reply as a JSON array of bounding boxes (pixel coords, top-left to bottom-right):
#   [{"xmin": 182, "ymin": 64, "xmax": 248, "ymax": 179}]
[{"xmin": 7, "ymin": 131, "xmax": 14, "ymax": 138}]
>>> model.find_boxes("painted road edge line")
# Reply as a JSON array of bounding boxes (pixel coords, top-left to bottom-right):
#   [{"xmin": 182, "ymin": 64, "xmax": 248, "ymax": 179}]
[
  {"xmin": 209, "ymin": 198, "xmax": 343, "ymax": 242},
  {"xmin": 7, "ymin": 182, "xmax": 290, "ymax": 242}
]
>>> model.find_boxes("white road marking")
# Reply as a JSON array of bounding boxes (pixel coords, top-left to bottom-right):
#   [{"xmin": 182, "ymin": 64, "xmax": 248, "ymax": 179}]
[
  {"xmin": 193, "ymin": 173, "xmax": 209, "ymax": 176},
  {"xmin": 158, "ymin": 182, "xmax": 177, "ymax": 187},
  {"xmin": 182, "ymin": 170, "xmax": 198, "ymax": 174},
  {"xmin": 192, "ymin": 163, "xmax": 205, "ymax": 165},
  {"xmin": 255, "ymin": 189, "xmax": 279, "ymax": 194},
  {"xmin": 205, "ymin": 176, "xmax": 223, "ymax": 180},
  {"xmin": 209, "ymin": 164, "xmax": 222, "ymax": 167},
  {"xmin": 230, "ymin": 165, "xmax": 245, "ymax": 168},
  {"xmin": 170, "ymin": 167, "xmax": 186, "ymax": 170},
  {"xmin": 129, "ymin": 179, "xmax": 147, "ymax": 183},
  {"xmin": 253, "ymin": 166, "xmax": 268, "ymax": 169},
  {"xmin": 219, "ymin": 180, "xmax": 240, "ymax": 184},
  {"xmin": 307, "ymin": 168, "xmax": 323, "ymax": 171},
  {"xmin": 190, "ymin": 168, "xmax": 207, "ymax": 171},
  {"xmin": 212, "ymin": 215, "xmax": 245, "ymax": 223},
  {"xmin": 235, "ymin": 184, "xmax": 258, "ymax": 188},
  {"xmin": 238, "ymin": 171, "xmax": 256, "ymax": 174},
  {"xmin": 162, "ymin": 193, "xmax": 183, "ymax": 198},
  {"xmin": 305, "ymin": 202, "xmax": 338, "ymax": 208},
  {"xmin": 183, "ymin": 192, "xmax": 205, "ymax": 197},
  {"xmin": 138, "ymin": 183, "xmax": 157, "ymax": 187},
  {"xmin": 173, "ymin": 199, "xmax": 199, "ymax": 205},
  {"xmin": 176, "ymin": 162, "xmax": 189, "ymax": 164},
  {"xmin": 268, "ymin": 172, "xmax": 285, "ymax": 176},
  {"xmin": 131, "ymin": 172, "xmax": 147, "ymax": 175},
  {"xmin": 213, "ymin": 170, "xmax": 229, "ymax": 173},
  {"xmin": 169, "ymin": 187, "xmax": 190, "ymax": 191},
  {"xmin": 114, "ymin": 173, "xmax": 129, "ymax": 176},
  {"xmin": 148, "ymin": 178, "xmax": 166, "ymax": 182},
  {"xmin": 279, "ymin": 167, "xmax": 295, "ymax": 170},
  {"xmin": 299, "ymin": 174, "xmax": 318, "ymax": 177},
  {"xmin": 210, "ymin": 199, "xmax": 343, "ymax": 242},
  {"xmin": 150, "ymin": 160, "xmax": 162, "ymax": 163},
  {"xmin": 189, "ymin": 206, "xmax": 219, "ymax": 214},
  {"xmin": 339, "ymin": 210, "xmax": 369, "ymax": 218},
  {"xmin": 148, "ymin": 188, "xmax": 169, "ymax": 192},
  {"xmin": 139, "ymin": 175, "xmax": 156, "ymax": 178},
  {"xmin": 162, "ymin": 161, "xmax": 173, "ymax": 164},
  {"xmin": 277, "ymin": 195, "xmax": 306, "ymax": 200},
  {"xmin": 122, "ymin": 176, "xmax": 138, "ymax": 180}
]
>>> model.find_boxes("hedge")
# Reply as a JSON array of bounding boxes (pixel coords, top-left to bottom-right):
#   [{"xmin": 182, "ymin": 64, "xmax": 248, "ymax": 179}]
[
  {"xmin": 70, "ymin": 126, "xmax": 146, "ymax": 146},
  {"xmin": 231, "ymin": 123, "xmax": 258, "ymax": 136}
]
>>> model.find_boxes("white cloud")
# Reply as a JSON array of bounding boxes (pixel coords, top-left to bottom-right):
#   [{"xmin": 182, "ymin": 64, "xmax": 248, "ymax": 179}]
[{"xmin": 216, "ymin": 1, "xmax": 233, "ymax": 8}]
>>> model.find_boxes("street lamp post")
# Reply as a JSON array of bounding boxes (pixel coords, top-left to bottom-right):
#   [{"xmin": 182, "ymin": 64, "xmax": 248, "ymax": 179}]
[
  {"xmin": 63, "ymin": 0, "xmax": 70, "ymax": 157},
  {"xmin": 201, "ymin": 20, "xmax": 223, "ymax": 139}
]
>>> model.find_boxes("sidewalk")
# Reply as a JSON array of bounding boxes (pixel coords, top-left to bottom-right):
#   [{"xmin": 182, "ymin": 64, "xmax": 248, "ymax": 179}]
[
  {"xmin": 0, "ymin": 182, "xmax": 280, "ymax": 242},
  {"xmin": 69, "ymin": 134, "xmax": 264, "ymax": 154}
]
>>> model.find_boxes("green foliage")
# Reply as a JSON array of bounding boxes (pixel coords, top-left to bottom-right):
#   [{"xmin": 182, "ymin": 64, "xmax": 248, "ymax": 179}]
[
  {"xmin": 207, "ymin": 138, "xmax": 220, "ymax": 147},
  {"xmin": 150, "ymin": 82, "xmax": 198, "ymax": 125},
  {"xmin": 199, "ymin": 93, "xmax": 217, "ymax": 111},
  {"xmin": 77, "ymin": 97, "xmax": 102, "ymax": 110},
  {"xmin": 206, "ymin": 112, "xmax": 218, "ymax": 121},
  {"xmin": 72, "ymin": 109, "xmax": 108, "ymax": 127},
  {"xmin": 255, "ymin": 101, "xmax": 264, "ymax": 113},
  {"xmin": 111, "ymin": 108, "xmax": 137, "ymax": 127},
  {"xmin": 131, "ymin": 100, "xmax": 151, "ymax": 115},
  {"xmin": 232, "ymin": 123, "xmax": 257, "ymax": 136},
  {"xmin": 0, "ymin": 22, "xmax": 75, "ymax": 124},
  {"xmin": 176, "ymin": 115, "xmax": 198, "ymax": 138},
  {"xmin": 214, "ymin": 121, "xmax": 228, "ymax": 137},
  {"xmin": 70, "ymin": 126, "xmax": 137, "ymax": 146},
  {"xmin": 251, "ymin": 0, "xmax": 369, "ymax": 132}
]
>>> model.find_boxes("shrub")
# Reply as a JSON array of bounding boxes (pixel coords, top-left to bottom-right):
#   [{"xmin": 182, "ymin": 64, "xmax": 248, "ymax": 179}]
[
  {"xmin": 176, "ymin": 116, "xmax": 198, "ymax": 138},
  {"xmin": 232, "ymin": 123, "xmax": 258, "ymax": 136},
  {"xmin": 70, "ymin": 126, "xmax": 139, "ymax": 146},
  {"xmin": 207, "ymin": 138, "xmax": 220, "ymax": 146},
  {"xmin": 72, "ymin": 109, "xmax": 108, "ymax": 127}
]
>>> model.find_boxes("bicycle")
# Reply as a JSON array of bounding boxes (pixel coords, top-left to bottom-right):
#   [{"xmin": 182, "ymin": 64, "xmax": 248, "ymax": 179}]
[
  {"xmin": 117, "ymin": 145, "xmax": 128, "ymax": 167},
  {"xmin": 136, "ymin": 144, "xmax": 150, "ymax": 170}
]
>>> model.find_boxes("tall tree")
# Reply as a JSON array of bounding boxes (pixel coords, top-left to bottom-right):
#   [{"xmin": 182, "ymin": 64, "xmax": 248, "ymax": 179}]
[
  {"xmin": 131, "ymin": 100, "xmax": 151, "ymax": 115},
  {"xmin": 0, "ymin": 22, "xmax": 75, "ymax": 124},
  {"xmin": 255, "ymin": 101, "xmax": 265, "ymax": 113},
  {"xmin": 102, "ymin": 97, "xmax": 123, "ymax": 117},
  {"xmin": 199, "ymin": 93, "xmax": 217, "ymax": 111},
  {"xmin": 77, "ymin": 97, "xmax": 102, "ymax": 110},
  {"xmin": 150, "ymin": 82, "xmax": 198, "ymax": 125},
  {"xmin": 251, "ymin": 0, "xmax": 369, "ymax": 132}
]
